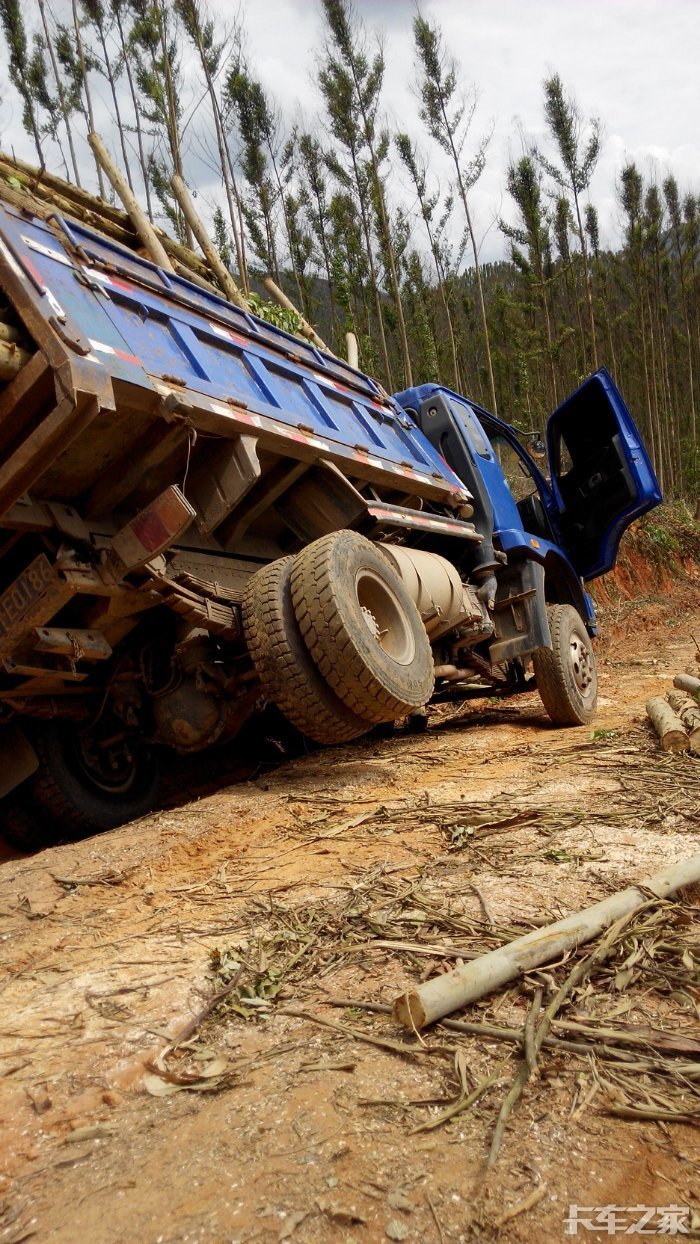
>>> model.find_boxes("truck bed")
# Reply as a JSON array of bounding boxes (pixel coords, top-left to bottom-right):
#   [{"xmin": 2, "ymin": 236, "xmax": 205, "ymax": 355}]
[{"xmin": 0, "ymin": 200, "xmax": 472, "ymax": 531}]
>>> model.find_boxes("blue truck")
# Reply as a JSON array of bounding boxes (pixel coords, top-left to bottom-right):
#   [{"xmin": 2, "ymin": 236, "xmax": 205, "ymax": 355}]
[{"xmin": 0, "ymin": 190, "xmax": 661, "ymax": 848}]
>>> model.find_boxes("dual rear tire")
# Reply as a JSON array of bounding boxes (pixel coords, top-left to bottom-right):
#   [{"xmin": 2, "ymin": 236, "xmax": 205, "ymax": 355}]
[{"xmin": 243, "ymin": 531, "xmax": 435, "ymax": 742}]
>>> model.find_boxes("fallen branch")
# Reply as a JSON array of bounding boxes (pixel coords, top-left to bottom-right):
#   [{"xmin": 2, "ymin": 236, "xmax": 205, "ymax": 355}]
[
  {"xmin": 392, "ymin": 853, "xmax": 700, "ymax": 1031},
  {"xmin": 646, "ymin": 696, "xmax": 689, "ymax": 753},
  {"xmin": 486, "ymin": 909, "xmax": 642, "ymax": 1167}
]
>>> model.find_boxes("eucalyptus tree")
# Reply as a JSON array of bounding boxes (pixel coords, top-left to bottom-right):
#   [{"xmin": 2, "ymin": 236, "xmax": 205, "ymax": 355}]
[
  {"xmin": 67, "ymin": 0, "xmax": 107, "ymax": 196},
  {"xmin": 37, "ymin": 0, "xmax": 81, "ymax": 184},
  {"xmin": 396, "ymin": 132, "xmax": 461, "ymax": 389},
  {"xmin": 501, "ymin": 153, "xmax": 558, "ymax": 407},
  {"xmin": 664, "ymin": 175, "xmax": 696, "ymax": 452},
  {"xmin": 619, "ymin": 161, "xmax": 658, "ymax": 480},
  {"xmin": 552, "ymin": 194, "xmax": 586, "ymax": 380},
  {"xmin": 80, "ymin": 0, "xmax": 133, "ymax": 192},
  {"xmin": 413, "ymin": 12, "xmax": 496, "ymax": 412},
  {"xmin": 175, "ymin": 0, "xmax": 248, "ymax": 291},
  {"xmin": 318, "ymin": 40, "xmax": 392, "ymax": 384},
  {"xmin": 297, "ymin": 133, "xmax": 339, "ymax": 338},
  {"xmin": 129, "ymin": 0, "xmax": 190, "ymax": 244},
  {"xmin": 322, "ymin": 0, "xmax": 412, "ymax": 386},
  {"xmin": 226, "ymin": 66, "xmax": 281, "ymax": 280},
  {"xmin": 584, "ymin": 202, "xmax": 618, "ymax": 378},
  {"xmin": 540, "ymin": 73, "xmax": 600, "ymax": 369},
  {"xmin": 110, "ymin": 0, "xmax": 153, "ymax": 219},
  {"xmin": 328, "ymin": 189, "xmax": 376, "ymax": 373},
  {"xmin": 0, "ymin": 0, "xmax": 47, "ymax": 166}
]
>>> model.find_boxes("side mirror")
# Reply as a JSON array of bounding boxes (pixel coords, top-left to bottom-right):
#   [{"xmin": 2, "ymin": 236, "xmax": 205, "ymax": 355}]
[{"xmin": 527, "ymin": 434, "xmax": 547, "ymax": 460}]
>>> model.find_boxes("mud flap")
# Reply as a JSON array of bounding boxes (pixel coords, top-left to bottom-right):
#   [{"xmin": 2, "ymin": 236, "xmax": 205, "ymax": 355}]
[
  {"xmin": 0, "ymin": 725, "xmax": 38, "ymax": 798},
  {"xmin": 489, "ymin": 558, "xmax": 551, "ymax": 663}
]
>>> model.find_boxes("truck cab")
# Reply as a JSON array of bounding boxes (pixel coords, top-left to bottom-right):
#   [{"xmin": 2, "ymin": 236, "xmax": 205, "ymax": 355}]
[{"xmin": 394, "ymin": 368, "xmax": 661, "ymax": 712}]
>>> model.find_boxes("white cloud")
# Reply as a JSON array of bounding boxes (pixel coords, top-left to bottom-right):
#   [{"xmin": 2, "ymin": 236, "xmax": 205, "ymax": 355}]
[{"xmin": 0, "ymin": 0, "xmax": 697, "ymax": 265}]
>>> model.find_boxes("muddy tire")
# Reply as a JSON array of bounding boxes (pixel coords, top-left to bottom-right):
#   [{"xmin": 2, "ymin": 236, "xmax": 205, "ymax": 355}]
[
  {"xmin": 290, "ymin": 531, "xmax": 434, "ymax": 723},
  {"xmin": 242, "ymin": 556, "xmax": 369, "ymax": 744},
  {"xmin": 533, "ymin": 604, "xmax": 598, "ymax": 726},
  {"xmin": 28, "ymin": 723, "xmax": 161, "ymax": 839},
  {"xmin": 0, "ymin": 797, "xmax": 51, "ymax": 852}
]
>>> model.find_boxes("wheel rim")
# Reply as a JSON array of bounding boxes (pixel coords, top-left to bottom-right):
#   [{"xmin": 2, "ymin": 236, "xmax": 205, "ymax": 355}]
[
  {"xmin": 69, "ymin": 733, "xmax": 141, "ymax": 796},
  {"xmin": 569, "ymin": 634, "xmax": 596, "ymax": 703},
  {"xmin": 355, "ymin": 568, "xmax": 417, "ymax": 666}
]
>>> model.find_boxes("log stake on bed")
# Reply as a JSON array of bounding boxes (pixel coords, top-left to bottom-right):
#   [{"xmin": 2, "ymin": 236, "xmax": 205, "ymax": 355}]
[
  {"xmin": 646, "ymin": 696, "xmax": 690, "ymax": 753},
  {"xmin": 261, "ymin": 276, "xmax": 333, "ymax": 355},
  {"xmin": 170, "ymin": 174, "xmax": 250, "ymax": 312},
  {"xmin": 89, "ymin": 131, "xmax": 174, "ymax": 272}
]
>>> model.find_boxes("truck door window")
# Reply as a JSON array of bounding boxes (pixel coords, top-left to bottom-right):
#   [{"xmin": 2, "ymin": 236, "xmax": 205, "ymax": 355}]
[{"xmin": 490, "ymin": 436, "xmax": 538, "ymax": 502}]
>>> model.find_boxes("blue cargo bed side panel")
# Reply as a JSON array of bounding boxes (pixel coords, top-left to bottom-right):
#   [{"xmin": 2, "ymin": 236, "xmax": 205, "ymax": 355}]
[{"xmin": 0, "ymin": 206, "xmax": 468, "ymax": 498}]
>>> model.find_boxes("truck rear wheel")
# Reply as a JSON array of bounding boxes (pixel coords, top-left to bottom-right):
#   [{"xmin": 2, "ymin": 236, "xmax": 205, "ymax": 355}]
[
  {"xmin": 290, "ymin": 531, "xmax": 435, "ymax": 723},
  {"xmin": 533, "ymin": 604, "xmax": 598, "ymax": 726},
  {"xmin": 28, "ymin": 723, "xmax": 161, "ymax": 839},
  {"xmin": 0, "ymin": 798, "xmax": 50, "ymax": 852},
  {"xmin": 242, "ymin": 556, "xmax": 369, "ymax": 744}
]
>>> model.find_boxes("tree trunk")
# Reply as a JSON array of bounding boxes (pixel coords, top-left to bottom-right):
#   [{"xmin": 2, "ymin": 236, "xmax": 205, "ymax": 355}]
[
  {"xmin": 113, "ymin": 2, "xmax": 154, "ymax": 221},
  {"xmin": 72, "ymin": 0, "xmax": 106, "ymax": 199},
  {"xmin": 38, "ymin": 0, "xmax": 81, "ymax": 187}
]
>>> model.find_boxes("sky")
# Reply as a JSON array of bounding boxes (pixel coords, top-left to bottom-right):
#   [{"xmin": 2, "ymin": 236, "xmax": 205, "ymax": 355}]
[{"xmin": 0, "ymin": 0, "xmax": 698, "ymax": 266}]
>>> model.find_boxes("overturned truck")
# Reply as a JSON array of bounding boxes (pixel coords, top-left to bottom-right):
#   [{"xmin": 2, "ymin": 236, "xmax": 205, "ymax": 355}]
[{"xmin": 0, "ymin": 174, "xmax": 661, "ymax": 847}]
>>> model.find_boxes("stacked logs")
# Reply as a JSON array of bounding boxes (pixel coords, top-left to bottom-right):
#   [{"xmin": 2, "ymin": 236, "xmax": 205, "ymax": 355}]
[
  {"xmin": 0, "ymin": 144, "xmax": 333, "ymax": 356},
  {"xmin": 646, "ymin": 673, "xmax": 700, "ymax": 754}
]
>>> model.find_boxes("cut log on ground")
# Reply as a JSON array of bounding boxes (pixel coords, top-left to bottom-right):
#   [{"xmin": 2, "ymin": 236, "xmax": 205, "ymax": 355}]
[
  {"xmin": 673, "ymin": 673, "xmax": 700, "ymax": 699},
  {"xmin": 667, "ymin": 691, "xmax": 700, "ymax": 753},
  {"xmin": 646, "ymin": 696, "xmax": 690, "ymax": 752},
  {"xmin": 392, "ymin": 852, "xmax": 700, "ymax": 1031}
]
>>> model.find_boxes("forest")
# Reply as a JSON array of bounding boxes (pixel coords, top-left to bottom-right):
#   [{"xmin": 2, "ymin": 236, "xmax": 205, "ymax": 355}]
[{"xmin": 0, "ymin": 0, "xmax": 697, "ymax": 501}]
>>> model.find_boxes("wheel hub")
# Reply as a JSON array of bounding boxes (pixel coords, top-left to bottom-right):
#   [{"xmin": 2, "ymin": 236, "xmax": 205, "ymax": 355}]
[{"xmin": 570, "ymin": 635, "xmax": 594, "ymax": 695}]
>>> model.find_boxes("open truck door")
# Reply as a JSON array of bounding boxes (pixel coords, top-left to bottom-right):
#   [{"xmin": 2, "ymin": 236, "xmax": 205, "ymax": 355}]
[{"xmin": 546, "ymin": 368, "xmax": 661, "ymax": 580}]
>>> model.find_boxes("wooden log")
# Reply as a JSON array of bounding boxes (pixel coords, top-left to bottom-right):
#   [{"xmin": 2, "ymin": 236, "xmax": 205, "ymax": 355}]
[
  {"xmin": 170, "ymin": 174, "xmax": 250, "ymax": 311},
  {"xmin": 261, "ymin": 276, "xmax": 332, "ymax": 354},
  {"xmin": 89, "ymin": 132, "xmax": 174, "ymax": 272},
  {"xmin": 392, "ymin": 851, "xmax": 700, "ymax": 1031},
  {"xmin": 346, "ymin": 331, "xmax": 358, "ymax": 369},
  {"xmin": 646, "ymin": 695, "xmax": 690, "ymax": 752},
  {"xmin": 667, "ymin": 691, "xmax": 700, "ymax": 752},
  {"xmin": 673, "ymin": 673, "xmax": 700, "ymax": 699},
  {"xmin": 0, "ymin": 338, "xmax": 32, "ymax": 381},
  {"xmin": 0, "ymin": 321, "xmax": 27, "ymax": 346}
]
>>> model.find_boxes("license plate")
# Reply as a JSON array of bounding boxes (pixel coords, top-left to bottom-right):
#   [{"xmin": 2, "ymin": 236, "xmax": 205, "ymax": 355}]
[{"xmin": 0, "ymin": 554, "xmax": 54, "ymax": 639}]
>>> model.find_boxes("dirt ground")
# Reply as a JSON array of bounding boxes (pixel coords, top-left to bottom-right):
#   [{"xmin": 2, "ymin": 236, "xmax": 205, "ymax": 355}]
[{"xmin": 0, "ymin": 582, "xmax": 699, "ymax": 1244}]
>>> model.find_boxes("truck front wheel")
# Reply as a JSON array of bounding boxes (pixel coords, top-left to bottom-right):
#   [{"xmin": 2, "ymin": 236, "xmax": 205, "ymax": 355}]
[
  {"xmin": 532, "ymin": 604, "xmax": 598, "ymax": 726},
  {"xmin": 27, "ymin": 723, "xmax": 161, "ymax": 840}
]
